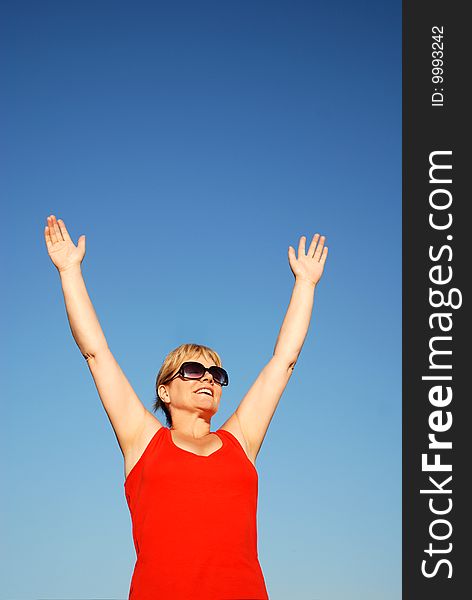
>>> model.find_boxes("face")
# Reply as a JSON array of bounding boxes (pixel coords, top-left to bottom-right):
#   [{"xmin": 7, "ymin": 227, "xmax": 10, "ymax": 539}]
[{"xmin": 158, "ymin": 356, "xmax": 223, "ymax": 419}]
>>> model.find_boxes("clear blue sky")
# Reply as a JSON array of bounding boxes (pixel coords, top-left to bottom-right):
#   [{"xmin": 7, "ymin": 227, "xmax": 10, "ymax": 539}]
[{"xmin": 1, "ymin": 1, "xmax": 400, "ymax": 598}]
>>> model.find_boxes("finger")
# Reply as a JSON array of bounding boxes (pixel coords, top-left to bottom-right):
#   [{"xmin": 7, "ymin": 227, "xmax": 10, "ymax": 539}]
[
  {"xmin": 51, "ymin": 215, "xmax": 64, "ymax": 242},
  {"xmin": 44, "ymin": 222, "xmax": 53, "ymax": 248},
  {"xmin": 320, "ymin": 246, "xmax": 328, "ymax": 265},
  {"xmin": 47, "ymin": 216, "xmax": 58, "ymax": 243},
  {"xmin": 57, "ymin": 218, "xmax": 71, "ymax": 242},
  {"xmin": 297, "ymin": 235, "xmax": 306, "ymax": 256},
  {"xmin": 307, "ymin": 233, "xmax": 320, "ymax": 257},
  {"xmin": 314, "ymin": 235, "xmax": 326, "ymax": 261}
]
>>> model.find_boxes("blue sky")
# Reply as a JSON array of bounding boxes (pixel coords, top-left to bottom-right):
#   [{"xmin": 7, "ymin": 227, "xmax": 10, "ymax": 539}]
[{"xmin": 1, "ymin": 1, "xmax": 400, "ymax": 598}]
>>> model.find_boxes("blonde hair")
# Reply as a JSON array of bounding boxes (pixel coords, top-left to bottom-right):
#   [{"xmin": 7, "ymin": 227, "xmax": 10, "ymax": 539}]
[{"xmin": 152, "ymin": 343, "xmax": 223, "ymax": 427}]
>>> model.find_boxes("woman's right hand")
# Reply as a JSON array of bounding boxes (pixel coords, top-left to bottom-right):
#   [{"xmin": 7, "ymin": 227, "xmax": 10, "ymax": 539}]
[{"xmin": 44, "ymin": 215, "xmax": 86, "ymax": 273}]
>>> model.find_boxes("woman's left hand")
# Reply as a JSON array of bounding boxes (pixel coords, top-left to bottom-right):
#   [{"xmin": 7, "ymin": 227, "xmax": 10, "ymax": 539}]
[{"xmin": 288, "ymin": 233, "xmax": 328, "ymax": 286}]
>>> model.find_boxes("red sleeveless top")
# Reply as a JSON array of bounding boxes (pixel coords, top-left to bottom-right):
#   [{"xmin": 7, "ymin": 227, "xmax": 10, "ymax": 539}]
[{"xmin": 124, "ymin": 426, "xmax": 269, "ymax": 600}]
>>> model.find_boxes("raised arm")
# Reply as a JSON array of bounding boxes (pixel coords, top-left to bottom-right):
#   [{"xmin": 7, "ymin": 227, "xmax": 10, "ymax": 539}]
[
  {"xmin": 224, "ymin": 234, "xmax": 328, "ymax": 462},
  {"xmin": 272, "ymin": 233, "xmax": 328, "ymax": 362},
  {"xmin": 44, "ymin": 215, "xmax": 161, "ymax": 456}
]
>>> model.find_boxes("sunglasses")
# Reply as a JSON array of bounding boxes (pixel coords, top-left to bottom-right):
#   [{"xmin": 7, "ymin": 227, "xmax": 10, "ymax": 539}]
[{"xmin": 168, "ymin": 361, "xmax": 229, "ymax": 387}]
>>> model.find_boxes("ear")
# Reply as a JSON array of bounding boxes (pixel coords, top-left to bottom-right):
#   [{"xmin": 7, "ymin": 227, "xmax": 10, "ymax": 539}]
[{"xmin": 158, "ymin": 384, "xmax": 169, "ymax": 403}]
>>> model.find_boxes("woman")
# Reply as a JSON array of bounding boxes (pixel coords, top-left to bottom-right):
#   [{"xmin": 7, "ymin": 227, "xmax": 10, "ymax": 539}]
[{"xmin": 44, "ymin": 214, "xmax": 328, "ymax": 600}]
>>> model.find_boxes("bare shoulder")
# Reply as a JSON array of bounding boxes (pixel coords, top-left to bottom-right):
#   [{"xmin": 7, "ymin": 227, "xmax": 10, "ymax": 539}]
[
  {"xmin": 124, "ymin": 411, "xmax": 164, "ymax": 479},
  {"xmin": 219, "ymin": 412, "xmax": 256, "ymax": 467}
]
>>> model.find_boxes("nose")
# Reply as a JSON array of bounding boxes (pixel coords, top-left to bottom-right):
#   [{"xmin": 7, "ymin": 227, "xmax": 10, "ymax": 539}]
[{"xmin": 201, "ymin": 369, "xmax": 214, "ymax": 383}]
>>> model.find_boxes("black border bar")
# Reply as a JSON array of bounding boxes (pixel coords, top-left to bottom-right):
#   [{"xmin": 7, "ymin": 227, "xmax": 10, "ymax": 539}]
[{"xmin": 403, "ymin": 1, "xmax": 469, "ymax": 597}]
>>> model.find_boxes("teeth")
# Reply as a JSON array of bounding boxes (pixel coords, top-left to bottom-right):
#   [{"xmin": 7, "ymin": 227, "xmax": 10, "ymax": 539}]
[{"xmin": 196, "ymin": 389, "xmax": 212, "ymax": 395}]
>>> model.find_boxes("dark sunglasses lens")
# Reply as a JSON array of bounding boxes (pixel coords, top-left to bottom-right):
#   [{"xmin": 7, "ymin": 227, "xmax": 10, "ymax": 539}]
[
  {"xmin": 209, "ymin": 366, "xmax": 228, "ymax": 385},
  {"xmin": 182, "ymin": 362, "xmax": 206, "ymax": 378}
]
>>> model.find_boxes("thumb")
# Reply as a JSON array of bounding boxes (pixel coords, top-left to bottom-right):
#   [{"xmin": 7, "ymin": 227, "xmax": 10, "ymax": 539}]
[{"xmin": 78, "ymin": 235, "xmax": 86, "ymax": 251}]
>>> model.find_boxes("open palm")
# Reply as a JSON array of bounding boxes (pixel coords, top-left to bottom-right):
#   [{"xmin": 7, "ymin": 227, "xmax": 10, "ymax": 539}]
[
  {"xmin": 288, "ymin": 233, "xmax": 328, "ymax": 286},
  {"xmin": 44, "ymin": 215, "xmax": 86, "ymax": 272}
]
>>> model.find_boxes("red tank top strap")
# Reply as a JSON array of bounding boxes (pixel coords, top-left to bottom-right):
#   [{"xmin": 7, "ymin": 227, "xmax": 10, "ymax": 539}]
[
  {"xmin": 217, "ymin": 428, "xmax": 258, "ymax": 475},
  {"xmin": 124, "ymin": 425, "xmax": 167, "ymax": 493}
]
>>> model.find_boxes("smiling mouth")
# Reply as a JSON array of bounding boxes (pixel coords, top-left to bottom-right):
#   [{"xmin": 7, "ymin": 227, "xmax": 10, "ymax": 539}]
[{"xmin": 194, "ymin": 391, "xmax": 213, "ymax": 397}]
